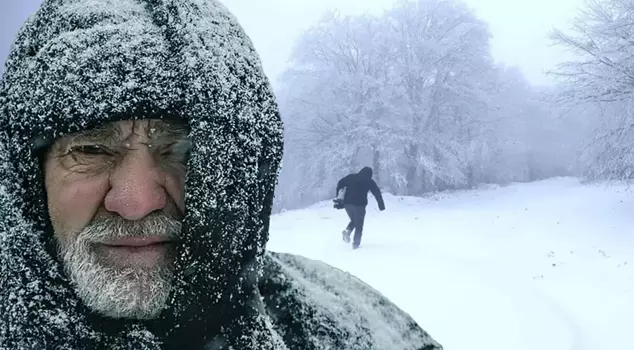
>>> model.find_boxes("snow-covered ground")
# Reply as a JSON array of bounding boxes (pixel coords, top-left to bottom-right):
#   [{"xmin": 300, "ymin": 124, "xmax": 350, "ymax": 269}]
[{"xmin": 268, "ymin": 177, "xmax": 633, "ymax": 350}]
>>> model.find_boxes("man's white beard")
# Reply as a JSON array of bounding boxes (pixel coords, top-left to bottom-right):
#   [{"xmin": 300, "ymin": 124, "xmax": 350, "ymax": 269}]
[{"xmin": 58, "ymin": 213, "xmax": 181, "ymax": 320}]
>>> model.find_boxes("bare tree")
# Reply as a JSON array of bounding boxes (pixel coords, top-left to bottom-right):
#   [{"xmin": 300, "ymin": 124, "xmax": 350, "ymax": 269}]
[
  {"xmin": 275, "ymin": 10, "xmax": 395, "ymax": 207},
  {"xmin": 385, "ymin": 0, "xmax": 495, "ymax": 194},
  {"xmin": 550, "ymin": 0, "xmax": 634, "ymax": 181}
]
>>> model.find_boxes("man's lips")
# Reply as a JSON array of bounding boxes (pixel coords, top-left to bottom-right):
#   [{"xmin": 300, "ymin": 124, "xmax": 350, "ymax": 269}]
[
  {"xmin": 102, "ymin": 237, "xmax": 173, "ymax": 247},
  {"xmin": 95, "ymin": 237, "xmax": 176, "ymax": 268}
]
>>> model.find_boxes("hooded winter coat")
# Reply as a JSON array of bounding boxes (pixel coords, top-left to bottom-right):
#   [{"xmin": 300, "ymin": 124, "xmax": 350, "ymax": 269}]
[
  {"xmin": 337, "ymin": 167, "xmax": 386, "ymax": 209},
  {"xmin": 0, "ymin": 1, "xmax": 443, "ymax": 349}
]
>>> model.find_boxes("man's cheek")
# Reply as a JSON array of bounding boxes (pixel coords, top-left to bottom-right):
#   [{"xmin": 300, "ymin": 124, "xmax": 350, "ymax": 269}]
[
  {"xmin": 164, "ymin": 172, "xmax": 186, "ymax": 214},
  {"xmin": 51, "ymin": 177, "xmax": 110, "ymax": 235}
]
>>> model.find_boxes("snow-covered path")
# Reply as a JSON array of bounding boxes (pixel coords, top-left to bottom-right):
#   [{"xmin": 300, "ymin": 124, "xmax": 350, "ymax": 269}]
[{"xmin": 268, "ymin": 178, "xmax": 633, "ymax": 350}]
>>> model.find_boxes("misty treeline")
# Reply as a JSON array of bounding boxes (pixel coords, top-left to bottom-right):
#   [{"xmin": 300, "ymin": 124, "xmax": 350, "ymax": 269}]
[
  {"xmin": 550, "ymin": 0, "xmax": 634, "ymax": 182},
  {"xmin": 271, "ymin": 0, "xmax": 628, "ymax": 212}
]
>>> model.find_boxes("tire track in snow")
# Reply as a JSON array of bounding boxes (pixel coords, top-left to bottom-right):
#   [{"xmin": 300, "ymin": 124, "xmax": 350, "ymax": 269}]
[{"xmin": 527, "ymin": 287, "xmax": 598, "ymax": 350}]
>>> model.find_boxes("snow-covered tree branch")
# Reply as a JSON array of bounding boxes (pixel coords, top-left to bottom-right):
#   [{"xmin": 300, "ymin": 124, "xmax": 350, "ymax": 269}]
[
  {"xmin": 273, "ymin": 0, "xmax": 581, "ymax": 211},
  {"xmin": 550, "ymin": 0, "xmax": 634, "ymax": 182}
]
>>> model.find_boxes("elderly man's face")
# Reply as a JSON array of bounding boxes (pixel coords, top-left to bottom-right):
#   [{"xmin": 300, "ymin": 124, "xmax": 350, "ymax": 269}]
[{"xmin": 44, "ymin": 119, "xmax": 190, "ymax": 320}]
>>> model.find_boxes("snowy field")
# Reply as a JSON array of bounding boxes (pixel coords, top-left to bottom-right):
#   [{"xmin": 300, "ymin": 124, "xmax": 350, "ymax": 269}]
[{"xmin": 268, "ymin": 177, "xmax": 633, "ymax": 350}]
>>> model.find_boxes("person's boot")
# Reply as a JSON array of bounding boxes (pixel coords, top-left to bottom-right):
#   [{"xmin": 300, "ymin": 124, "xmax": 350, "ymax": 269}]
[
  {"xmin": 342, "ymin": 229, "xmax": 352, "ymax": 243},
  {"xmin": 352, "ymin": 242, "xmax": 360, "ymax": 250}
]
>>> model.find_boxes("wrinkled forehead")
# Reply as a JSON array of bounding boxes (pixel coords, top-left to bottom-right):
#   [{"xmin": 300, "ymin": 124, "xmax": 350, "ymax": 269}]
[
  {"xmin": 77, "ymin": 119, "xmax": 187, "ymax": 141},
  {"xmin": 45, "ymin": 119, "xmax": 189, "ymax": 149}
]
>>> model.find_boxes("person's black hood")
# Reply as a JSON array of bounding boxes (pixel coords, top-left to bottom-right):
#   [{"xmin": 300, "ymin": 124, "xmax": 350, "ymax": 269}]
[
  {"xmin": 358, "ymin": 166, "xmax": 373, "ymax": 178},
  {"xmin": 0, "ymin": 0, "xmax": 283, "ymax": 348}
]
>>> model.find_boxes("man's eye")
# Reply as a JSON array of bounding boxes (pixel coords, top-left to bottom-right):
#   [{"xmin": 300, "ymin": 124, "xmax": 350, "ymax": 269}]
[
  {"xmin": 60, "ymin": 144, "xmax": 115, "ymax": 171},
  {"xmin": 69, "ymin": 145, "xmax": 112, "ymax": 156},
  {"xmin": 159, "ymin": 144, "xmax": 175, "ymax": 156},
  {"xmin": 159, "ymin": 140, "xmax": 191, "ymax": 162}
]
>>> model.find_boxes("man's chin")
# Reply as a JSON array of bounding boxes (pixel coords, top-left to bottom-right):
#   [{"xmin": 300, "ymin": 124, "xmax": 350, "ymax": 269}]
[
  {"xmin": 56, "ymin": 212, "xmax": 182, "ymax": 319},
  {"xmin": 66, "ymin": 256, "xmax": 174, "ymax": 320}
]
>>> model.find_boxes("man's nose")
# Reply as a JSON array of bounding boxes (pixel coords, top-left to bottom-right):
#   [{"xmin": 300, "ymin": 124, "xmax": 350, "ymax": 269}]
[{"xmin": 104, "ymin": 148, "xmax": 166, "ymax": 220}]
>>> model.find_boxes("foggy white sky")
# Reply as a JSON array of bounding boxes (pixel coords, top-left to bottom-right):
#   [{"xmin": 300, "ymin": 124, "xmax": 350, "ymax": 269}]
[
  {"xmin": 222, "ymin": 0, "xmax": 584, "ymax": 87},
  {"xmin": 1, "ymin": 0, "xmax": 583, "ymax": 86}
]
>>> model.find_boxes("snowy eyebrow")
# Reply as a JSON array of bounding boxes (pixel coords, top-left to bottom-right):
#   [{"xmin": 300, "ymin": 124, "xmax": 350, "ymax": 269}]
[
  {"xmin": 69, "ymin": 124, "xmax": 121, "ymax": 144},
  {"xmin": 47, "ymin": 124, "xmax": 121, "ymax": 154},
  {"xmin": 69, "ymin": 120, "xmax": 189, "ymax": 145},
  {"xmin": 48, "ymin": 120, "xmax": 191, "ymax": 156},
  {"xmin": 144, "ymin": 120, "xmax": 189, "ymax": 143}
]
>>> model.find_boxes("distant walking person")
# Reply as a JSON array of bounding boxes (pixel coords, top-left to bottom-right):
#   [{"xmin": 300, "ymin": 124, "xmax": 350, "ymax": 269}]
[{"xmin": 335, "ymin": 167, "xmax": 385, "ymax": 249}]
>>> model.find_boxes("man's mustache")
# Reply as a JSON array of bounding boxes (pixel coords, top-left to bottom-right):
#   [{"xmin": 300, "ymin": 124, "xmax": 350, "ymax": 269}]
[{"xmin": 79, "ymin": 212, "xmax": 182, "ymax": 242}]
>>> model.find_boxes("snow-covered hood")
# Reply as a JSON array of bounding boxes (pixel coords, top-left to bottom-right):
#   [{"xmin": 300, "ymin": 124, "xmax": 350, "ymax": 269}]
[{"xmin": 0, "ymin": 0, "xmax": 283, "ymax": 348}]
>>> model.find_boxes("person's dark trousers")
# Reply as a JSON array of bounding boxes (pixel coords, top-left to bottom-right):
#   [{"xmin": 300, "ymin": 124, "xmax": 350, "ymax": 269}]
[{"xmin": 344, "ymin": 205, "xmax": 366, "ymax": 248}]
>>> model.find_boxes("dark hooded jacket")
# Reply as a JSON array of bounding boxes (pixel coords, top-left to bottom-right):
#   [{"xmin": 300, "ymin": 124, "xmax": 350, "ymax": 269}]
[
  {"xmin": 0, "ymin": 1, "xmax": 442, "ymax": 349},
  {"xmin": 337, "ymin": 167, "xmax": 386, "ymax": 210}
]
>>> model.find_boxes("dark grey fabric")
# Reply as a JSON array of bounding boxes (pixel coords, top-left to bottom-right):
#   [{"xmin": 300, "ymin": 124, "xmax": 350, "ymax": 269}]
[
  {"xmin": 336, "ymin": 167, "xmax": 385, "ymax": 210},
  {"xmin": 345, "ymin": 204, "xmax": 367, "ymax": 247}
]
